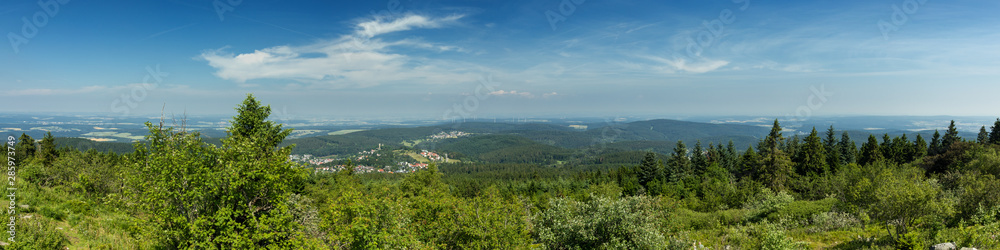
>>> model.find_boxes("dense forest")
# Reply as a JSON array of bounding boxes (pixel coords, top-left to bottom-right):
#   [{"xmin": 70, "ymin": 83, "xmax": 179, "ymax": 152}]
[{"xmin": 4, "ymin": 95, "xmax": 1000, "ymax": 249}]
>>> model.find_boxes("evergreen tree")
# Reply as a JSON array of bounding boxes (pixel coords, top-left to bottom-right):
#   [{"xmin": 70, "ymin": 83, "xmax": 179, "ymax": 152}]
[
  {"xmin": 929, "ymin": 130, "xmax": 942, "ymax": 156},
  {"xmin": 978, "ymin": 126, "xmax": 989, "ymax": 145},
  {"xmin": 666, "ymin": 140, "xmax": 690, "ymax": 182},
  {"xmin": 739, "ymin": 146, "xmax": 760, "ymax": 180},
  {"xmin": 912, "ymin": 134, "xmax": 928, "ymax": 161},
  {"xmin": 783, "ymin": 135, "xmax": 801, "ymax": 158},
  {"xmin": 638, "ymin": 152, "xmax": 661, "ymax": 189},
  {"xmin": 13, "ymin": 133, "xmax": 36, "ymax": 165},
  {"xmin": 890, "ymin": 134, "xmax": 908, "ymax": 164},
  {"xmin": 838, "ymin": 132, "xmax": 857, "ymax": 165},
  {"xmin": 691, "ymin": 140, "xmax": 707, "ymax": 176},
  {"xmin": 723, "ymin": 140, "xmax": 738, "ymax": 175},
  {"xmin": 228, "ymin": 94, "xmax": 293, "ymax": 151},
  {"xmin": 859, "ymin": 134, "xmax": 884, "ymax": 166},
  {"xmin": 795, "ymin": 127, "xmax": 828, "ymax": 177},
  {"xmin": 760, "ymin": 119, "xmax": 795, "ymax": 191},
  {"xmin": 880, "ymin": 134, "xmax": 893, "ymax": 162},
  {"xmin": 126, "ymin": 94, "xmax": 306, "ymax": 247},
  {"xmin": 941, "ymin": 120, "xmax": 961, "ymax": 151},
  {"xmin": 824, "ymin": 126, "xmax": 841, "ymax": 173},
  {"xmin": 39, "ymin": 131, "xmax": 57, "ymax": 167},
  {"xmin": 990, "ymin": 118, "xmax": 1000, "ymax": 145}
]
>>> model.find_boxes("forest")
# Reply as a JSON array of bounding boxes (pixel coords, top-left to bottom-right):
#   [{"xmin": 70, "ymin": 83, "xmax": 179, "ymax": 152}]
[{"xmin": 4, "ymin": 95, "xmax": 1000, "ymax": 249}]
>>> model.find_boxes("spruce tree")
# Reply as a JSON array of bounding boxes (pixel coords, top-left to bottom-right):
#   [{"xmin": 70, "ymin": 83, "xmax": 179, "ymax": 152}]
[
  {"xmin": 739, "ymin": 146, "xmax": 760, "ymax": 180},
  {"xmin": 691, "ymin": 140, "xmax": 707, "ymax": 175},
  {"xmin": 13, "ymin": 133, "xmax": 36, "ymax": 164},
  {"xmin": 795, "ymin": 127, "xmax": 827, "ymax": 177},
  {"xmin": 638, "ymin": 152, "xmax": 661, "ymax": 188},
  {"xmin": 978, "ymin": 126, "xmax": 989, "ymax": 145},
  {"xmin": 724, "ymin": 140, "xmax": 738, "ymax": 174},
  {"xmin": 39, "ymin": 131, "xmax": 57, "ymax": 167},
  {"xmin": 990, "ymin": 118, "xmax": 1000, "ymax": 145},
  {"xmin": 929, "ymin": 130, "xmax": 942, "ymax": 156},
  {"xmin": 859, "ymin": 134, "xmax": 884, "ymax": 166},
  {"xmin": 824, "ymin": 126, "xmax": 841, "ymax": 172},
  {"xmin": 667, "ymin": 140, "xmax": 690, "ymax": 182},
  {"xmin": 839, "ymin": 132, "xmax": 857, "ymax": 165},
  {"xmin": 761, "ymin": 119, "xmax": 794, "ymax": 191},
  {"xmin": 912, "ymin": 134, "xmax": 928, "ymax": 160},
  {"xmin": 880, "ymin": 134, "xmax": 893, "ymax": 162},
  {"xmin": 941, "ymin": 120, "xmax": 961, "ymax": 151}
]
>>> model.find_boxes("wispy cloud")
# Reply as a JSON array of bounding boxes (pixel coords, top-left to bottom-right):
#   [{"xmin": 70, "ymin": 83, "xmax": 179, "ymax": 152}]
[{"xmin": 199, "ymin": 13, "xmax": 476, "ymax": 88}]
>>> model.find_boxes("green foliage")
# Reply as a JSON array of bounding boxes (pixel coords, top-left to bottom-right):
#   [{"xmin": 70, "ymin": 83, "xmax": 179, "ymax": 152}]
[
  {"xmin": 859, "ymin": 135, "xmax": 883, "ymax": 166},
  {"xmin": 124, "ymin": 94, "xmax": 308, "ymax": 248},
  {"xmin": 990, "ymin": 118, "xmax": 1000, "ymax": 145},
  {"xmin": 13, "ymin": 133, "xmax": 35, "ymax": 165},
  {"xmin": 769, "ymin": 198, "xmax": 837, "ymax": 223},
  {"xmin": 4, "ymin": 217, "xmax": 69, "ymax": 250},
  {"xmin": 535, "ymin": 195, "xmax": 665, "ymax": 249},
  {"xmin": 744, "ymin": 188, "xmax": 795, "ymax": 218},
  {"xmin": 39, "ymin": 131, "xmax": 57, "ymax": 167},
  {"xmin": 795, "ymin": 128, "xmax": 828, "ymax": 177},
  {"xmin": 942, "ymin": 120, "xmax": 962, "ymax": 151}
]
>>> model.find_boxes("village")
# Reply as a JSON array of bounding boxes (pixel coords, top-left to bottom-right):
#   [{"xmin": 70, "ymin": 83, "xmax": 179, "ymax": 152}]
[{"xmin": 289, "ymin": 145, "xmax": 447, "ymax": 174}]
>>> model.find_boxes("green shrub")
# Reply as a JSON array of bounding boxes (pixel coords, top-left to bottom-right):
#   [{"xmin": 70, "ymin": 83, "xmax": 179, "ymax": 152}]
[
  {"xmin": 768, "ymin": 197, "xmax": 837, "ymax": 222},
  {"xmin": 807, "ymin": 212, "xmax": 861, "ymax": 233},
  {"xmin": 535, "ymin": 195, "xmax": 665, "ymax": 249},
  {"xmin": 4, "ymin": 217, "xmax": 69, "ymax": 250},
  {"xmin": 38, "ymin": 206, "xmax": 65, "ymax": 221},
  {"xmin": 744, "ymin": 188, "xmax": 794, "ymax": 219}
]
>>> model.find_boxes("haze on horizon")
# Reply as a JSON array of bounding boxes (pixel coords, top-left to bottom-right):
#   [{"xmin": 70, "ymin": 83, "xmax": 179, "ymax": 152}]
[{"xmin": 2, "ymin": 0, "xmax": 998, "ymax": 119}]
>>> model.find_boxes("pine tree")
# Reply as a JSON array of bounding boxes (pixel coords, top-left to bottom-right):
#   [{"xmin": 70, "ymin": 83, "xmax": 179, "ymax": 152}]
[
  {"xmin": 228, "ymin": 93, "xmax": 293, "ymax": 151},
  {"xmin": 39, "ymin": 131, "xmax": 57, "ymax": 167},
  {"xmin": 13, "ymin": 133, "xmax": 36, "ymax": 165},
  {"xmin": 941, "ymin": 120, "xmax": 961, "ymax": 151},
  {"xmin": 760, "ymin": 119, "xmax": 795, "ymax": 191},
  {"xmin": 739, "ymin": 146, "xmax": 760, "ymax": 180},
  {"xmin": 890, "ymin": 134, "xmax": 908, "ymax": 164},
  {"xmin": 723, "ymin": 140, "xmax": 738, "ymax": 174},
  {"xmin": 859, "ymin": 134, "xmax": 884, "ymax": 166},
  {"xmin": 691, "ymin": 140, "xmax": 707, "ymax": 176},
  {"xmin": 638, "ymin": 152, "xmax": 661, "ymax": 188},
  {"xmin": 912, "ymin": 134, "xmax": 928, "ymax": 161},
  {"xmin": 929, "ymin": 130, "xmax": 942, "ymax": 156},
  {"xmin": 978, "ymin": 126, "xmax": 989, "ymax": 145},
  {"xmin": 990, "ymin": 118, "xmax": 1000, "ymax": 145},
  {"xmin": 795, "ymin": 127, "xmax": 828, "ymax": 177},
  {"xmin": 824, "ymin": 126, "xmax": 841, "ymax": 172},
  {"xmin": 839, "ymin": 132, "xmax": 857, "ymax": 165},
  {"xmin": 880, "ymin": 134, "xmax": 893, "ymax": 162},
  {"xmin": 667, "ymin": 140, "xmax": 690, "ymax": 182}
]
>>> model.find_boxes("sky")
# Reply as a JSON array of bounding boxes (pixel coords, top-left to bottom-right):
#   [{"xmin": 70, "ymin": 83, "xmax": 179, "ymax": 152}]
[{"xmin": 1, "ymin": 0, "xmax": 998, "ymax": 120}]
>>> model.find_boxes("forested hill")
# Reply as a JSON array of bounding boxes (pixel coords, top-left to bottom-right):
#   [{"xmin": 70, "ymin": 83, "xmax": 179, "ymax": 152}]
[{"xmin": 281, "ymin": 119, "xmax": 772, "ymax": 157}]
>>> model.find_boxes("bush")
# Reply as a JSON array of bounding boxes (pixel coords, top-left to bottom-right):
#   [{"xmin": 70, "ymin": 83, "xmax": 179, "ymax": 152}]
[
  {"xmin": 807, "ymin": 212, "xmax": 861, "ymax": 233},
  {"xmin": 4, "ymin": 217, "xmax": 69, "ymax": 249},
  {"xmin": 768, "ymin": 198, "xmax": 837, "ymax": 223},
  {"xmin": 744, "ymin": 188, "xmax": 794, "ymax": 219},
  {"xmin": 535, "ymin": 195, "xmax": 665, "ymax": 249}
]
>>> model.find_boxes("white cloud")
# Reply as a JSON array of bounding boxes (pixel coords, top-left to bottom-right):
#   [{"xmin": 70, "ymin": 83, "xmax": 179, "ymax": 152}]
[
  {"xmin": 542, "ymin": 92, "xmax": 559, "ymax": 98},
  {"xmin": 356, "ymin": 14, "xmax": 463, "ymax": 38},
  {"xmin": 488, "ymin": 90, "xmax": 534, "ymax": 98},
  {"xmin": 200, "ymin": 14, "xmax": 475, "ymax": 88},
  {"xmin": 639, "ymin": 55, "xmax": 730, "ymax": 74}
]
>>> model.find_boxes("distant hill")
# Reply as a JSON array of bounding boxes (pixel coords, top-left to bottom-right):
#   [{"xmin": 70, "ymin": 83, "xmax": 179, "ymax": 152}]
[
  {"xmin": 55, "ymin": 137, "xmax": 135, "ymax": 154},
  {"xmin": 423, "ymin": 134, "xmax": 572, "ymax": 164}
]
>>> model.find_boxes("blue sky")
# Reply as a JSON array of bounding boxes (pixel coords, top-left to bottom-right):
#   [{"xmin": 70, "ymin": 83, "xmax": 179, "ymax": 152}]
[{"xmin": 1, "ymin": 0, "xmax": 998, "ymax": 119}]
